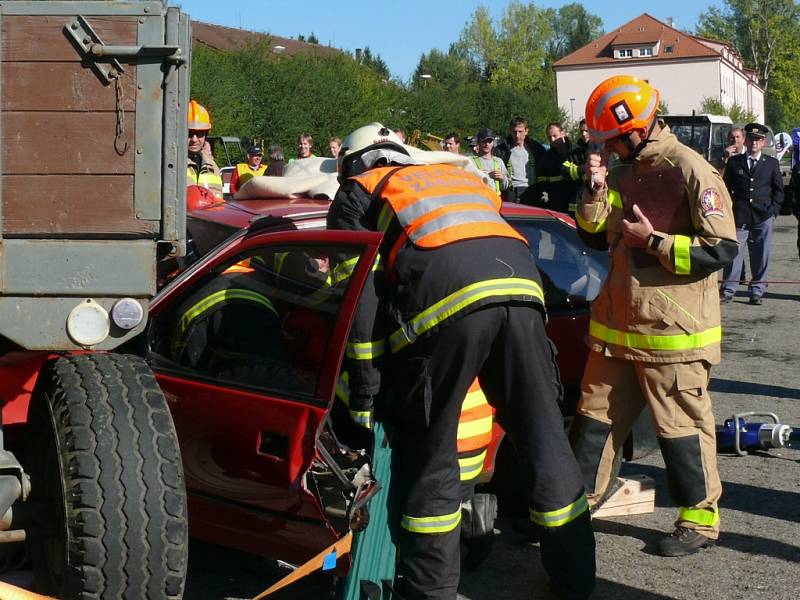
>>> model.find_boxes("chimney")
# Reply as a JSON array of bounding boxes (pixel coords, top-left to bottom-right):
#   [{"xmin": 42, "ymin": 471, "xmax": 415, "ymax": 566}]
[
  {"xmin": 666, "ymin": 17, "xmax": 675, "ymax": 28},
  {"xmin": 355, "ymin": 48, "xmax": 362, "ymax": 62}
]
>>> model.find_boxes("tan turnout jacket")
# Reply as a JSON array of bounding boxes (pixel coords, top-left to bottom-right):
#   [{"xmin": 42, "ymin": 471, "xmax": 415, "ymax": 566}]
[{"xmin": 576, "ymin": 126, "xmax": 738, "ymax": 365}]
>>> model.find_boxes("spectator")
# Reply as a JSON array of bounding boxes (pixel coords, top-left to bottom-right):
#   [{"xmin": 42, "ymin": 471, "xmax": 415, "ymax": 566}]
[
  {"xmin": 723, "ymin": 127, "xmax": 745, "ymax": 163},
  {"xmin": 720, "ymin": 123, "xmax": 783, "ymax": 305},
  {"xmin": 295, "ymin": 133, "xmax": 315, "ymax": 161},
  {"xmin": 443, "ymin": 132, "xmax": 461, "ymax": 154},
  {"xmin": 329, "ymin": 137, "xmax": 341, "ymax": 158},
  {"xmin": 538, "ymin": 122, "xmax": 584, "ymax": 214},
  {"xmin": 265, "ymin": 144, "xmax": 286, "ymax": 176},
  {"xmin": 472, "ymin": 128, "xmax": 510, "ymax": 195},
  {"xmin": 229, "ymin": 145, "xmax": 267, "ymax": 194},
  {"xmin": 494, "ymin": 117, "xmax": 547, "ymax": 204},
  {"xmin": 186, "ymin": 100, "xmax": 222, "ymax": 199}
]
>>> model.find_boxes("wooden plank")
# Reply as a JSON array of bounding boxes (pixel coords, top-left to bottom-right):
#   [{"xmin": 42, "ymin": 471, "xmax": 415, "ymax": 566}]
[
  {"xmin": 592, "ymin": 475, "xmax": 655, "ymax": 519},
  {"xmin": 2, "ymin": 175, "xmax": 157, "ymax": 236},
  {"xmin": 2, "ymin": 16, "xmax": 137, "ymax": 62},
  {"xmin": 2, "ymin": 112, "xmax": 136, "ymax": 175},
  {"xmin": 2, "ymin": 62, "xmax": 137, "ymax": 112}
]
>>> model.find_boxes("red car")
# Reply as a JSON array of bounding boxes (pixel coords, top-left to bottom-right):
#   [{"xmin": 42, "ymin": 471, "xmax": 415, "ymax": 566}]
[{"xmin": 140, "ymin": 196, "xmax": 609, "ymax": 568}]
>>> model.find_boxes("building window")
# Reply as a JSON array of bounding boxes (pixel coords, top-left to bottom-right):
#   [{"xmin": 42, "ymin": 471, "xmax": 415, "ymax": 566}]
[
  {"xmin": 618, "ymin": 48, "xmax": 633, "ymax": 58},
  {"xmin": 639, "ymin": 47, "xmax": 653, "ymax": 57},
  {"xmin": 664, "ymin": 45, "xmax": 674, "ymax": 53}
]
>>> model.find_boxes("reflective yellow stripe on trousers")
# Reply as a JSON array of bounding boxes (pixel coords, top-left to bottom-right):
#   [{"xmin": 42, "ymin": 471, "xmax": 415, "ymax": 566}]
[
  {"xmin": 458, "ymin": 450, "xmax": 486, "ymax": 482},
  {"xmin": 589, "ymin": 320, "xmax": 722, "ymax": 351},
  {"xmin": 530, "ymin": 495, "xmax": 589, "ymax": 528},
  {"xmin": 401, "ymin": 508, "xmax": 462, "ymax": 534},
  {"xmin": 680, "ymin": 507, "xmax": 719, "ymax": 527}
]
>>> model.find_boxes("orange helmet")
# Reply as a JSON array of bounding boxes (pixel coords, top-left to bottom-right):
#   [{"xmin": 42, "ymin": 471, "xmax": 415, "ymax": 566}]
[
  {"xmin": 186, "ymin": 185, "xmax": 222, "ymax": 211},
  {"xmin": 584, "ymin": 75, "xmax": 660, "ymax": 142},
  {"xmin": 187, "ymin": 100, "xmax": 212, "ymax": 131}
]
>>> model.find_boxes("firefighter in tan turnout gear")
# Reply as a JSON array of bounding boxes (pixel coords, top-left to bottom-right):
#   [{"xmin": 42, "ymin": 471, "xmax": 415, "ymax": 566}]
[
  {"xmin": 570, "ymin": 75, "xmax": 738, "ymax": 557},
  {"xmin": 328, "ymin": 123, "xmax": 595, "ymax": 599}
]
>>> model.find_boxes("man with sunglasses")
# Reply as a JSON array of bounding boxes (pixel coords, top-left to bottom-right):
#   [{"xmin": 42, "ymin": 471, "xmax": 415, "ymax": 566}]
[
  {"xmin": 186, "ymin": 100, "xmax": 223, "ymax": 200},
  {"xmin": 570, "ymin": 76, "xmax": 738, "ymax": 557}
]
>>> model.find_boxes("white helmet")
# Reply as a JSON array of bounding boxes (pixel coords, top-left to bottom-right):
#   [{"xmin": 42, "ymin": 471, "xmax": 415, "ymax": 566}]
[{"xmin": 338, "ymin": 122, "xmax": 412, "ymax": 181}]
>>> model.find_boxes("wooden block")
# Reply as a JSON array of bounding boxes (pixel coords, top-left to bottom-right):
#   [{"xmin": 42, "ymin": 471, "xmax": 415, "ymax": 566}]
[{"xmin": 592, "ymin": 474, "xmax": 655, "ymax": 519}]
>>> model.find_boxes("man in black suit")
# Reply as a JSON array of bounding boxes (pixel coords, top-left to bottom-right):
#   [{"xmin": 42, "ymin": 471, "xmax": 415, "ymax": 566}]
[{"xmin": 720, "ymin": 123, "xmax": 783, "ymax": 305}]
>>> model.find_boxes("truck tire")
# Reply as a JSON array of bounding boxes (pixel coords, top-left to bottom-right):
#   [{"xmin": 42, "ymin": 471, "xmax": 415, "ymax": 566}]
[{"xmin": 25, "ymin": 354, "xmax": 188, "ymax": 599}]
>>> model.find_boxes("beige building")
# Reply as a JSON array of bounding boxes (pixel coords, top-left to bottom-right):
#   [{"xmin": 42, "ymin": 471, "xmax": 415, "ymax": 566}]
[{"xmin": 554, "ymin": 13, "xmax": 764, "ymax": 125}]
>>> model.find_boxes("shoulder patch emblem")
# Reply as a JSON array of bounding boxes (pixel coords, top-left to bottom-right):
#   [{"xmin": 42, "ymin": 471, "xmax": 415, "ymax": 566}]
[{"xmin": 700, "ymin": 188, "xmax": 724, "ymax": 217}]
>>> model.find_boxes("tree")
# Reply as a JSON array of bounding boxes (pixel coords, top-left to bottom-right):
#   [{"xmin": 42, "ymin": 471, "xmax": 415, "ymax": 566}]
[
  {"xmin": 307, "ymin": 32, "xmax": 319, "ymax": 44},
  {"xmin": 452, "ymin": 2, "xmax": 554, "ymax": 94},
  {"xmin": 545, "ymin": 3, "xmax": 604, "ymax": 64},
  {"xmin": 359, "ymin": 46, "xmax": 392, "ymax": 80},
  {"xmin": 697, "ymin": 0, "xmax": 799, "ymax": 92},
  {"xmin": 698, "ymin": 96, "xmax": 758, "ymax": 123},
  {"xmin": 412, "ymin": 48, "xmax": 480, "ymax": 89},
  {"xmin": 696, "ymin": 0, "xmax": 800, "ymax": 129}
]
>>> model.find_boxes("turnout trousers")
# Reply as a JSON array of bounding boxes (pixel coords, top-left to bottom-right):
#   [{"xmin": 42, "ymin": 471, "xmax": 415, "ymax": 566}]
[
  {"xmin": 393, "ymin": 304, "xmax": 595, "ymax": 600},
  {"xmin": 571, "ymin": 352, "xmax": 722, "ymax": 538}
]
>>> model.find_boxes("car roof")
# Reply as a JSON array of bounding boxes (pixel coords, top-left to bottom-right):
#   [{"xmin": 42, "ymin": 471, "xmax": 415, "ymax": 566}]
[{"xmin": 190, "ymin": 196, "xmax": 570, "ymax": 231}]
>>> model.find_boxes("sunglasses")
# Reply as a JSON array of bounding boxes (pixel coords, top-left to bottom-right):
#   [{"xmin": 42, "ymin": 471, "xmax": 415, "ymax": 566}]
[{"xmin": 188, "ymin": 130, "xmax": 207, "ymax": 139}]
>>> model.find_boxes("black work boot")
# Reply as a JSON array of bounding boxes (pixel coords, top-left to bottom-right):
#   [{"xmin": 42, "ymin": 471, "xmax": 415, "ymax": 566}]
[{"xmin": 656, "ymin": 526, "xmax": 716, "ymax": 557}]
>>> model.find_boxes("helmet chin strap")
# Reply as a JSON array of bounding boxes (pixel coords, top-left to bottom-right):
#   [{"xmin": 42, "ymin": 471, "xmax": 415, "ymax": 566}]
[{"xmin": 618, "ymin": 119, "xmax": 658, "ymax": 163}]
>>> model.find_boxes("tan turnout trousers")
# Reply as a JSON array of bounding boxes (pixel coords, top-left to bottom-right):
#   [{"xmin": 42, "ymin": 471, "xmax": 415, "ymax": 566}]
[{"xmin": 577, "ymin": 352, "xmax": 721, "ymax": 539}]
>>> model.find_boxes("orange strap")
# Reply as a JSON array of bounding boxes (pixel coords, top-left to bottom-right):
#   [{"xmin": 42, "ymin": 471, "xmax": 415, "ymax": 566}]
[{"xmin": 252, "ymin": 532, "xmax": 353, "ymax": 598}]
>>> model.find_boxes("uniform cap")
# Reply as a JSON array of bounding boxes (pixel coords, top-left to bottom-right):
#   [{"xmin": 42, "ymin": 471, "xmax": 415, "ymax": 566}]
[
  {"xmin": 247, "ymin": 145, "xmax": 263, "ymax": 156},
  {"xmin": 476, "ymin": 128, "xmax": 496, "ymax": 142},
  {"xmin": 743, "ymin": 123, "xmax": 768, "ymax": 139}
]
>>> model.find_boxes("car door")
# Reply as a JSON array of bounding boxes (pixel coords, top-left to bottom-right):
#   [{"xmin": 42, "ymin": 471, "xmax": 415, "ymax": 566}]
[{"xmin": 147, "ymin": 228, "xmax": 381, "ymax": 564}]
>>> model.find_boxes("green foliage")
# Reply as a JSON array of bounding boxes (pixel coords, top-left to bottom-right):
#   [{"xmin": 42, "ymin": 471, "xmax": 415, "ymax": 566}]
[
  {"xmin": 545, "ymin": 3, "xmax": 604, "ymax": 64},
  {"xmin": 359, "ymin": 47, "xmax": 391, "ymax": 80},
  {"xmin": 698, "ymin": 96, "xmax": 758, "ymax": 123},
  {"xmin": 190, "ymin": 1, "xmax": 601, "ymax": 151},
  {"xmin": 696, "ymin": 0, "xmax": 800, "ymax": 129}
]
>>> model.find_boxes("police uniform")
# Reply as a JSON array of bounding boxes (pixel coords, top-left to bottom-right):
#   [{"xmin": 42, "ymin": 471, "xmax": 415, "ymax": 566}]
[
  {"xmin": 571, "ymin": 125, "xmax": 738, "ymax": 543},
  {"xmin": 329, "ymin": 162, "xmax": 595, "ymax": 600},
  {"xmin": 720, "ymin": 123, "xmax": 784, "ymax": 303}
]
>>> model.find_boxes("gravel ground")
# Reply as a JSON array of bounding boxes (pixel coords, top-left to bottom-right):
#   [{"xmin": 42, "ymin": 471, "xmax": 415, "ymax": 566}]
[{"xmin": 152, "ymin": 214, "xmax": 800, "ymax": 599}]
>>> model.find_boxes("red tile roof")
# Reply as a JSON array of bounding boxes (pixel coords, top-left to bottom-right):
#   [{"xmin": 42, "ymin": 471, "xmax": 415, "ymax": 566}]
[
  {"xmin": 192, "ymin": 21, "xmax": 343, "ymax": 58},
  {"xmin": 554, "ymin": 13, "xmax": 719, "ymax": 68}
]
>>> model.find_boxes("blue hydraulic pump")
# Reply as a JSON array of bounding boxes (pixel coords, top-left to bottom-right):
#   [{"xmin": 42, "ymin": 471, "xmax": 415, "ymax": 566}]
[{"xmin": 716, "ymin": 412, "xmax": 799, "ymax": 455}]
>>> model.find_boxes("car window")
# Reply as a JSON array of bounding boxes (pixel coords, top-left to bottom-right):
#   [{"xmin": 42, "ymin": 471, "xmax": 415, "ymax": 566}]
[
  {"xmin": 509, "ymin": 217, "xmax": 607, "ymax": 311},
  {"xmin": 149, "ymin": 243, "xmax": 363, "ymax": 400}
]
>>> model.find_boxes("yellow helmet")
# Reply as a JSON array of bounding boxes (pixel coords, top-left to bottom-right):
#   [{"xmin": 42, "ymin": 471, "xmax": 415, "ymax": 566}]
[
  {"xmin": 187, "ymin": 100, "xmax": 212, "ymax": 131},
  {"xmin": 585, "ymin": 75, "xmax": 659, "ymax": 142}
]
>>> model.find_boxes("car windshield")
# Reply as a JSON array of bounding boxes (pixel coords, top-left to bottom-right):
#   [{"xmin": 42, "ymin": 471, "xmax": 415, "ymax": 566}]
[{"xmin": 508, "ymin": 217, "xmax": 608, "ymax": 312}]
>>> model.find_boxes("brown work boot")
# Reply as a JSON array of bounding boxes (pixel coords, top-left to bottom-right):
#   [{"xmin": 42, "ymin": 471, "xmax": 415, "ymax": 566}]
[{"xmin": 656, "ymin": 526, "xmax": 716, "ymax": 557}]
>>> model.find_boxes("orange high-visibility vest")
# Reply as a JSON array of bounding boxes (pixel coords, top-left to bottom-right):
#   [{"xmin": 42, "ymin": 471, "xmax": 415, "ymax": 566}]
[
  {"xmin": 457, "ymin": 378, "xmax": 493, "ymax": 482},
  {"xmin": 351, "ymin": 164, "xmax": 526, "ymax": 275}
]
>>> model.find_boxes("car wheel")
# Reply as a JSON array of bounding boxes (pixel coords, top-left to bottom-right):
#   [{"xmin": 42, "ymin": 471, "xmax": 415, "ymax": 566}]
[{"xmin": 26, "ymin": 354, "xmax": 188, "ymax": 599}]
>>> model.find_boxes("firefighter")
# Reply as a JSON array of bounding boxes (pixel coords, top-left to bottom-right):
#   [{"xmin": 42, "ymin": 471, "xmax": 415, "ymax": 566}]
[
  {"xmin": 328, "ymin": 123, "xmax": 595, "ymax": 600},
  {"xmin": 229, "ymin": 145, "xmax": 267, "ymax": 195},
  {"xmin": 187, "ymin": 100, "xmax": 223, "ymax": 199},
  {"xmin": 570, "ymin": 76, "xmax": 738, "ymax": 556}
]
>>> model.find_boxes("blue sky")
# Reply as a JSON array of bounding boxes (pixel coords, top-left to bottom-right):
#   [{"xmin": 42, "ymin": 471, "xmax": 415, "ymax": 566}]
[{"xmin": 175, "ymin": 0, "xmax": 722, "ymax": 81}]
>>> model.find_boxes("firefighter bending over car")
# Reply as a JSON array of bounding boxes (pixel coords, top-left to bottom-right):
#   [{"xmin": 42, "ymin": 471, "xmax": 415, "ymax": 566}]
[
  {"xmin": 328, "ymin": 123, "xmax": 595, "ymax": 600},
  {"xmin": 569, "ymin": 76, "xmax": 738, "ymax": 557}
]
